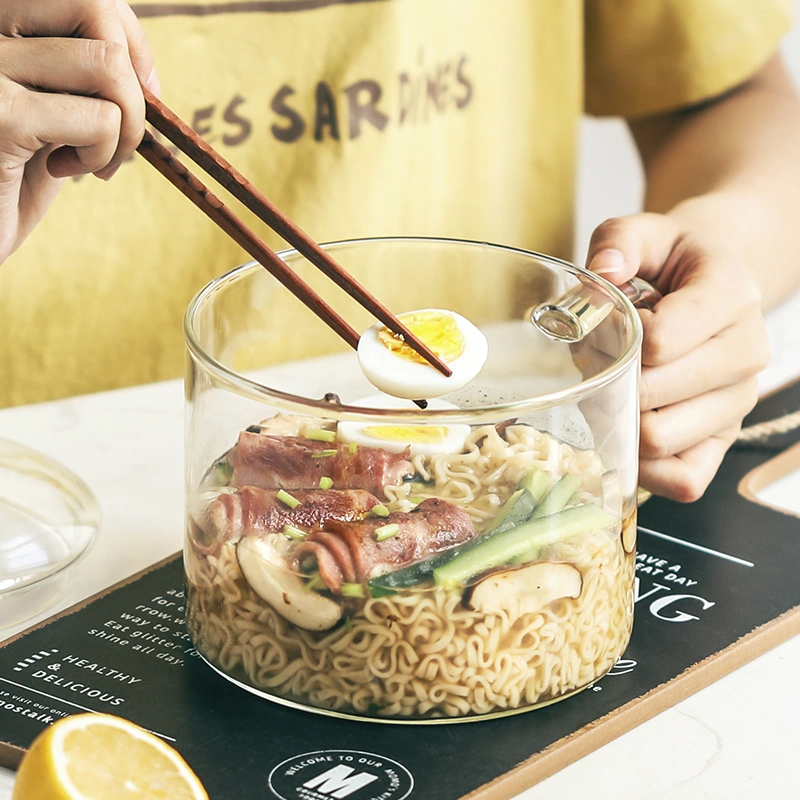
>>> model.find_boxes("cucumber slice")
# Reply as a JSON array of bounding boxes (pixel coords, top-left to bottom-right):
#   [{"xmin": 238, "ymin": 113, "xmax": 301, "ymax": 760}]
[
  {"xmin": 433, "ymin": 503, "xmax": 615, "ymax": 589},
  {"xmin": 531, "ymin": 472, "xmax": 581, "ymax": 518},
  {"xmin": 518, "ymin": 469, "xmax": 550, "ymax": 503},
  {"xmin": 367, "ymin": 549, "xmax": 458, "ymax": 595},
  {"xmin": 484, "ymin": 469, "xmax": 550, "ymax": 537},
  {"xmin": 485, "ymin": 488, "xmax": 537, "ymax": 536},
  {"xmin": 508, "ymin": 472, "xmax": 583, "ymax": 564},
  {"xmin": 368, "ymin": 472, "xmax": 589, "ymax": 595}
]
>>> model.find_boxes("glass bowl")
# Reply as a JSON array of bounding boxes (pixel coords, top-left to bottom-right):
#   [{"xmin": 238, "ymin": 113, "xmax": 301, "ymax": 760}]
[{"xmin": 183, "ymin": 237, "xmax": 641, "ymax": 723}]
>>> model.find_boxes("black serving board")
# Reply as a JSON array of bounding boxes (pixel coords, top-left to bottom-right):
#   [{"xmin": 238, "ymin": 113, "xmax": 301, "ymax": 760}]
[{"xmin": 2, "ymin": 381, "xmax": 800, "ymax": 800}]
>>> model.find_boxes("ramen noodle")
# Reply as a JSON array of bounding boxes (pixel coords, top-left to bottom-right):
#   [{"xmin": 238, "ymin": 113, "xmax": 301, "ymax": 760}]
[{"xmin": 185, "ymin": 417, "xmax": 635, "ymax": 720}]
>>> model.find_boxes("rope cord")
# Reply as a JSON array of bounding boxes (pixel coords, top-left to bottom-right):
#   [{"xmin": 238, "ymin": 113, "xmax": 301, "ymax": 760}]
[{"xmin": 736, "ymin": 409, "xmax": 800, "ymax": 443}]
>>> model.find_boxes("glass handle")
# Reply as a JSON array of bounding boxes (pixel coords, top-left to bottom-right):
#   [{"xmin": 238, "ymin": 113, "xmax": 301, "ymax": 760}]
[{"xmin": 531, "ymin": 276, "xmax": 662, "ymax": 343}]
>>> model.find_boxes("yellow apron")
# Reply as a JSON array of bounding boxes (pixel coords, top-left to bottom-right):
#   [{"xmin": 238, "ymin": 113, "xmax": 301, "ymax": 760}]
[{"xmin": 0, "ymin": 0, "xmax": 790, "ymax": 407}]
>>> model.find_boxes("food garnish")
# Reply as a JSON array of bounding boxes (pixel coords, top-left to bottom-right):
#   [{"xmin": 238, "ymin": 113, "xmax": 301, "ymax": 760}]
[
  {"xmin": 276, "ymin": 488, "xmax": 300, "ymax": 508},
  {"xmin": 282, "ymin": 523, "xmax": 307, "ymax": 540},
  {"xmin": 374, "ymin": 523, "xmax": 400, "ymax": 541},
  {"xmin": 307, "ymin": 428, "xmax": 336, "ymax": 442}
]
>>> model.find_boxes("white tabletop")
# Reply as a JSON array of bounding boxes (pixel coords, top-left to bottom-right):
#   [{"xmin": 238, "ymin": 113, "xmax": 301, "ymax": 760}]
[{"xmin": 2, "ymin": 293, "xmax": 800, "ymax": 800}]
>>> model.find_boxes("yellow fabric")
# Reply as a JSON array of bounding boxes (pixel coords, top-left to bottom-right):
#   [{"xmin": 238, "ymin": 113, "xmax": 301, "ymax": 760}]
[
  {"xmin": 585, "ymin": 0, "xmax": 794, "ymax": 117},
  {"xmin": 0, "ymin": 0, "xmax": 791, "ymax": 407}
]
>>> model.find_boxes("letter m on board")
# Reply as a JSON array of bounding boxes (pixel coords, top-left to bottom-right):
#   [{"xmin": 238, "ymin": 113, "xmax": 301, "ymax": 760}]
[{"xmin": 303, "ymin": 763, "xmax": 379, "ymax": 798}]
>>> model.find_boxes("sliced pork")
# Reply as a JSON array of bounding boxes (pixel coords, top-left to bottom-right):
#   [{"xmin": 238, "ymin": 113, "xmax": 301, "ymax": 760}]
[
  {"xmin": 208, "ymin": 487, "xmax": 380, "ymax": 543},
  {"xmin": 226, "ymin": 432, "xmax": 414, "ymax": 498},
  {"xmin": 294, "ymin": 498, "xmax": 476, "ymax": 593}
]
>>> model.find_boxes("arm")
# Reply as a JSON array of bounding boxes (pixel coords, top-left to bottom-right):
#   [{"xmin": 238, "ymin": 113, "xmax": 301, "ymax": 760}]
[
  {"xmin": 586, "ymin": 53, "xmax": 800, "ymax": 502},
  {"xmin": 0, "ymin": 0, "xmax": 155, "ymax": 263}
]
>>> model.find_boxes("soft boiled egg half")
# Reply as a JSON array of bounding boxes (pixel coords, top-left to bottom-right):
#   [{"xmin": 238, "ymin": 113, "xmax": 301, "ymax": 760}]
[
  {"xmin": 337, "ymin": 394, "xmax": 471, "ymax": 456},
  {"xmin": 357, "ymin": 308, "xmax": 488, "ymax": 399}
]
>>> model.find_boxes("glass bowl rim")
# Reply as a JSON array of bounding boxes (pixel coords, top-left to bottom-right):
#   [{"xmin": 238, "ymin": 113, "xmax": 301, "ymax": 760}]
[{"xmin": 183, "ymin": 235, "xmax": 643, "ymax": 421}]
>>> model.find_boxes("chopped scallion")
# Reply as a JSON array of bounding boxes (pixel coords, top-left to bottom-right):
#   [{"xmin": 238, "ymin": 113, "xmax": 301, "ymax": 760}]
[
  {"xmin": 308, "ymin": 428, "xmax": 336, "ymax": 442},
  {"xmin": 214, "ymin": 461, "xmax": 233, "ymax": 484},
  {"xmin": 349, "ymin": 441, "xmax": 358, "ymax": 454},
  {"xmin": 276, "ymin": 488, "xmax": 301, "ymax": 508},
  {"xmin": 283, "ymin": 523, "xmax": 307, "ymax": 540},
  {"xmin": 341, "ymin": 583, "xmax": 366, "ymax": 598},
  {"xmin": 374, "ymin": 523, "xmax": 400, "ymax": 542},
  {"xmin": 319, "ymin": 476, "xmax": 334, "ymax": 489},
  {"xmin": 304, "ymin": 574, "xmax": 325, "ymax": 592},
  {"xmin": 371, "ymin": 504, "xmax": 390, "ymax": 517},
  {"xmin": 311, "ymin": 449, "xmax": 338, "ymax": 459}
]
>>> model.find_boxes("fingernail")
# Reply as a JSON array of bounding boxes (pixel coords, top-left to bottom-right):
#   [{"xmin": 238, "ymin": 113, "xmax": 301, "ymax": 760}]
[
  {"xmin": 96, "ymin": 164, "xmax": 121, "ymax": 181},
  {"xmin": 589, "ymin": 248, "xmax": 626, "ymax": 276},
  {"xmin": 145, "ymin": 67, "xmax": 161, "ymax": 96}
]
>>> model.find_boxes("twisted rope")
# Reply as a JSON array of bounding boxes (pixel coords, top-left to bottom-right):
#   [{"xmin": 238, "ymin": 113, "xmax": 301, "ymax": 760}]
[{"xmin": 736, "ymin": 409, "xmax": 800, "ymax": 444}]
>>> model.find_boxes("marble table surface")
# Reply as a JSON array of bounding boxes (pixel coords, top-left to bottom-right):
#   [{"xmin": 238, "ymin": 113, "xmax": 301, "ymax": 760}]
[{"xmin": 2, "ymin": 291, "xmax": 800, "ymax": 800}]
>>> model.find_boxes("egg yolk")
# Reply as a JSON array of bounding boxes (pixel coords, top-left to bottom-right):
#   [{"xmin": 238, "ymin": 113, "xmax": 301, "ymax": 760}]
[
  {"xmin": 359, "ymin": 425, "xmax": 451, "ymax": 444},
  {"xmin": 377, "ymin": 310, "xmax": 465, "ymax": 365}
]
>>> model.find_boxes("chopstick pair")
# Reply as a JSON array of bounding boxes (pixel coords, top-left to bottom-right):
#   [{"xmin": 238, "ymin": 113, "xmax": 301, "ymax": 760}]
[{"xmin": 135, "ymin": 87, "xmax": 451, "ymax": 379}]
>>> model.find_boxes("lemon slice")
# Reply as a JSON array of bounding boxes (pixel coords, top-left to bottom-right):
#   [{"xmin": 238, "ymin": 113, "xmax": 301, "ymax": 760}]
[{"xmin": 13, "ymin": 713, "xmax": 208, "ymax": 800}]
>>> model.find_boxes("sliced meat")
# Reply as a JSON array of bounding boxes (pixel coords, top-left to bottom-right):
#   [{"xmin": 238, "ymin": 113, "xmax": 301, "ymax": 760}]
[
  {"xmin": 294, "ymin": 498, "xmax": 476, "ymax": 593},
  {"xmin": 226, "ymin": 432, "xmax": 413, "ymax": 498},
  {"xmin": 207, "ymin": 487, "xmax": 380, "ymax": 543},
  {"xmin": 292, "ymin": 539, "xmax": 345, "ymax": 596},
  {"xmin": 306, "ymin": 530, "xmax": 357, "ymax": 584}
]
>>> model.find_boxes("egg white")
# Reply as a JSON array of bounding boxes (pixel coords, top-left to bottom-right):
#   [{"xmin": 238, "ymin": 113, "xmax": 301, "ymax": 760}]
[
  {"xmin": 337, "ymin": 395, "xmax": 471, "ymax": 456},
  {"xmin": 357, "ymin": 309, "xmax": 488, "ymax": 399}
]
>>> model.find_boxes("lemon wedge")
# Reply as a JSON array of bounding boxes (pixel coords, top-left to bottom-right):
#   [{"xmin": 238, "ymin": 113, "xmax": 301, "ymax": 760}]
[{"xmin": 13, "ymin": 713, "xmax": 208, "ymax": 800}]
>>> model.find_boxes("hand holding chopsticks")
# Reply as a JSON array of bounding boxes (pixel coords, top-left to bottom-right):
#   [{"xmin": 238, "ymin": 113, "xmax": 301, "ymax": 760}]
[{"xmin": 136, "ymin": 88, "xmax": 451, "ymax": 379}]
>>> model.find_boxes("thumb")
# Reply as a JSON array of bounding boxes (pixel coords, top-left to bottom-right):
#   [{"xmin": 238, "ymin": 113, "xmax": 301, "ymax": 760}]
[{"xmin": 585, "ymin": 212, "xmax": 680, "ymax": 287}]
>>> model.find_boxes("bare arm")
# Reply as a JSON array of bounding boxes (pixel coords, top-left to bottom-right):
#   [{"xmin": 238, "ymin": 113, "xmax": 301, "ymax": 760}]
[
  {"xmin": 631, "ymin": 54, "xmax": 800, "ymax": 307},
  {"xmin": 586, "ymin": 53, "xmax": 800, "ymax": 502}
]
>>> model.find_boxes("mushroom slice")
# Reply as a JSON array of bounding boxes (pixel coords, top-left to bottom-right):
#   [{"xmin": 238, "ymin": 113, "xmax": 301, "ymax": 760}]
[
  {"xmin": 463, "ymin": 561, "xmax": 582, "ymax": 617},
  {"xmin": 236, "ymin": 535, "xmax": 343, "ymax": 631}
]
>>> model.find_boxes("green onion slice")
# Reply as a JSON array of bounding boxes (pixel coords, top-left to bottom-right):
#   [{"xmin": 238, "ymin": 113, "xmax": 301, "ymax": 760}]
[
  {"xmin": 276, "ymin": 488, "xmax": 301, "ymax": 508},
  {"xmin": 374, "ymin": 523, "xmax": 400, "ymax": 542},
  {"xmin": 311, "ymin": 449, "xmax": 338, "ymax": 459},
  {"xmin": 319, "ymin": 476, "xmax": 334, "ymax": 489},
  {"xmin": 214, "ymin": 461, "xmax": 234, "ymax": 483},
  {"xmin": 283, "ymin": 523, "xmax": 307, "ymax": 540},
  {"xmin": 341, "ymin": 583, "xmax": 366, "ymax": 598},
  {"xmin": 304, "ymin": 574, "xmax": 326, "ymax": 592},
  {"xmin": 371, "ymin": 504, "xmax": 390, "ymax": 517},
  {"xmin": 307, "ymin": 428, "xmax": 336, "ymax": 442}
]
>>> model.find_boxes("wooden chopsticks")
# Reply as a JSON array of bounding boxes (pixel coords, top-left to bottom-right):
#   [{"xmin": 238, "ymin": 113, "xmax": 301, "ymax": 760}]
[
  {"xmin": 137, "ymin": 130, "xmax": 361, "ymax": 349},
  {"xmin": 136, "ymin": 88, "xmax": 452, "ymax": 378}
]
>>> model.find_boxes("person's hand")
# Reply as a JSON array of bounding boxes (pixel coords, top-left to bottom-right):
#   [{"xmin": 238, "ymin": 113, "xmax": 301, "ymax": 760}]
[
  {"xmin": 0, "ymin": 0, "xmax": 155, "ymax": 262},
  {"xmin": 586, "ymin": 211, "xmax": 770, "ymax": 502}
]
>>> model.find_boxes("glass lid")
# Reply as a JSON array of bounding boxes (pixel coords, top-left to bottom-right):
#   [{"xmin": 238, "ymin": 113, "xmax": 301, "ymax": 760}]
[{"xmin": 0, "ymin": 437, "xmax": 101, "ymax": 629}]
